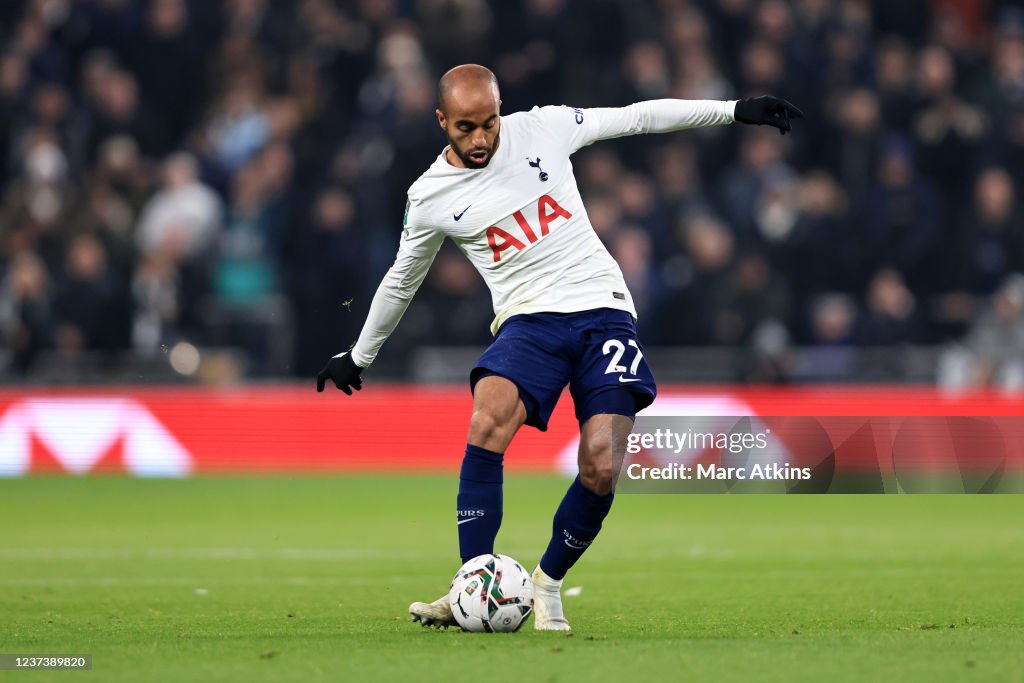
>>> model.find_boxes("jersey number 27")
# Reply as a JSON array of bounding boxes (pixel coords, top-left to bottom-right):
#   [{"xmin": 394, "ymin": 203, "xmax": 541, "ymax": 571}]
[{"xmin": 602, "ymin": 339, "xmax": 643, "ymax": 380}]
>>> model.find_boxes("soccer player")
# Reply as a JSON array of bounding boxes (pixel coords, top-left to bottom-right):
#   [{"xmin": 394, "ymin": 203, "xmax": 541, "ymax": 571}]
[{"xmin": 317, "ymin": 65, "xmax": 801, "ymax": 630}]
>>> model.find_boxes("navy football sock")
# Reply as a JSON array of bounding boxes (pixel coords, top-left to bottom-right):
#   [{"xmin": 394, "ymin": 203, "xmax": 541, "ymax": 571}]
[
  {"xmin": 539, "ymin": 475, "xmax": 614, "ymax": 580},
  {"xmin": 457, "ymin": 444, "xmax": 504, "ymax": 563}
]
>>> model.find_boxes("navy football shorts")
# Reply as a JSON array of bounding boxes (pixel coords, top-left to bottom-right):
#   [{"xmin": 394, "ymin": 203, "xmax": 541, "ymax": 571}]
[{"xmin": 470, "ymin": 308, "xmax": 657, "ymax": 431}]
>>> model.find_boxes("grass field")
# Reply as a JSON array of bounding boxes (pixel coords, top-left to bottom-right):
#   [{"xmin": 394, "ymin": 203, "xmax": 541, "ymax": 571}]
[{"xmin": 1, "ymin": 476, "xmax": 1022, "ymax": 682}]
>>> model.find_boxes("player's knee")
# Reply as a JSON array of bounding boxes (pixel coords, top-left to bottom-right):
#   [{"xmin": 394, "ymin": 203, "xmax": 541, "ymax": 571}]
[
  {"xmin": 578, "ymin": 437, "xmax": 615, "ymax": 495},
  {"xmin": 468, "ymin": 406, "xmax": 517, "ymax": 451},
  {"xmin": 579, "ymin": 459, "xmax": 615, "ymax": 495}
]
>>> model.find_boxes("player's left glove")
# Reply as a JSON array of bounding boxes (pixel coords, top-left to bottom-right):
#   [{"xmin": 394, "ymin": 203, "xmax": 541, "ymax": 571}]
[
  {"xmin": 734, "ymin": 96, "xmax": 803, "ymax": 135},
  {"xmin": 316, "ymin": 351, "xmax": 364, "ymax": 395}
]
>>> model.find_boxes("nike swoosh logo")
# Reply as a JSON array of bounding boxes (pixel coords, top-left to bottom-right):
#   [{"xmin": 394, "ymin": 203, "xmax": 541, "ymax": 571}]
[
  {"xmin": 618, "ymin": 376, "xmax": 641, "ymax": 383},
  {"xmin": 453, "ymin": 205, "xmax": 471, "ymax": 221},
  {"xmin": 456, "ymin": 517, "xmax": 479, "ymax": 525}
]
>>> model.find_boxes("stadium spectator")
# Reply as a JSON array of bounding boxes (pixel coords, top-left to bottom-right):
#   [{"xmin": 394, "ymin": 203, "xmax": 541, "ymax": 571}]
[
  {"xmin": 855, "ymin": 268, "xmax": 923, "ymax": 345},
  {"xmin": 213, "ymin": 140, "xmax": 294, "ymax": 305},
  {"xmin": 53, "ymin": 232, "xmax": 129, "ymax": 353},
  {"xmin": 136, "ymin": 152, "xmax": 221, "ymax": 262},
  {"xmin": 827, "ymin": 87, "xmax": 882, "ymax": 212},
  {"xmin": 0, "ymin": 251, "xmax": 54, "ymax": 373},
  {"xmin": 950, "ymin": 166, "xmax": 1024, "ymax": 296},
  {"xmin": 804, "ymin": 292, "xmax": 858, "ymax": 378},
  {"xmin": 654, "ymin": 212, "xmax": 736, "ymax": 345},
  {"xmin": 283, "ymin": 185, "xmax": 365, "ymax": 376},
  {"xmin": 131, "ymin": 0, "xmax": 205, "ymax": 139},
  {"xmin": 962, "ymin": 273, "xmax": 1024, "ymax": 390},
  {"xmin": 809, "ymin": 292, "xmax": 857, "ymax": 346},
  {"xmin": 131, "ymin": 249, "xmax": 181, "ymax": 356},
  {"xmin": 713, "ymin": 251, "xmax": 792, "ymax": 346},
  {"xmin": 649, "ymin": 141, "xmax": 707, "ymax": 235},
  {"xmin": 862, "ymin": 135, "xmax": 942, "ymax": 293},
  {"xmin": 911, "ymin": 44, "xmax": 988, "ymax": 203},
  {"xmin": 769, "ymin": 169, "xmax": 858, "ymax": 316},
  {"xmin": 615, "ymin": 172, "xmax": 670, "ymax": 252},
  {"xmin": 875, "ymin": 37, "xmax": 917, "ymax": 134},
  {"xmin": 82, "ymin": 63, "xmax": 168, "ymax": 162},
  {"xmin": 718, "ymin": 128, "xmax": 797, "ymax": 244}
]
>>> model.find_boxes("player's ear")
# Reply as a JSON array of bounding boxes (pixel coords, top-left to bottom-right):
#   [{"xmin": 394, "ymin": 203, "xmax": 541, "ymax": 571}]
[{"xmin": 436, "ymin": 109, "xmax": 446, "ymax": 130}]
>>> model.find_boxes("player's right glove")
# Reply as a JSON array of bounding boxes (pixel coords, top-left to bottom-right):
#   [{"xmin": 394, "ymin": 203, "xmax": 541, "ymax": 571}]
[
  {"xmin": 734, "ymin": 96, "xmax": 803, "ymax": 135},
  {"xmin": 316, "ymin": 351, "xmax": 364, "ymax": 395}
]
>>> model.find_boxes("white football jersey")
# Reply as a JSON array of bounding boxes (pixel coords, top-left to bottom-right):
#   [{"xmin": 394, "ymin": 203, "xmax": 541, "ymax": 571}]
[
  {"xmin": 406, "ymin": 105, "xmax": 636, "ymax": 334},
  {"xmin": 352, "ymin": 99, "xmax": 735, "ymax": 367}
]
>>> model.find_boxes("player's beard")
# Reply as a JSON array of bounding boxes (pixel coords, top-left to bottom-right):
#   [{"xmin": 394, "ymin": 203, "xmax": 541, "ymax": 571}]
[{"xmin": 451, "ymin": 132, "xmax": 500, "ymax": 169}]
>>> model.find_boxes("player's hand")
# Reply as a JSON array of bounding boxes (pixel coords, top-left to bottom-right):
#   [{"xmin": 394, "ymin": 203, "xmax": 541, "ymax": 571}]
[
  {"xmin": 734, "ymin": 96, "xmax": 803, "ymax": 135},
  {"xmin": 316, "ymin": 352, "xmax": 364, "ymax": 394}
]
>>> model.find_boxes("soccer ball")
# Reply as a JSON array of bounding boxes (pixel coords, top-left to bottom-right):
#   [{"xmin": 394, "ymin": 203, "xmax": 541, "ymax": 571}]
[{"xmin": 448, "ymin": 554, "xmax": 534, "ymax": 632}]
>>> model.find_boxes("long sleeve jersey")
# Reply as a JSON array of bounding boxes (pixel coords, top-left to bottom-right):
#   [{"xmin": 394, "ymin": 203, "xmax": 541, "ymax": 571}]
[{"xmin": 350, "ymin": 99, "xmax": 736, "ymax": 367}]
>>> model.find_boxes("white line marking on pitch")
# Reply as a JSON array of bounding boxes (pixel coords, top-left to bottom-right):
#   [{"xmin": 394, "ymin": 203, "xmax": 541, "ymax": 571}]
[
  {"xmin": 0, "ymin": 575, "xmax": 427, "ymax": 587},
  {"xmin": 0, "ymin": 547, "xmax": 453, "ymax": 561}
]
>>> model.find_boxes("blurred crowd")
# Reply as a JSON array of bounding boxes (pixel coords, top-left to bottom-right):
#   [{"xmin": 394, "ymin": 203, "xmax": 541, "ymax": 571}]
[{"xmin": 1, "ymin": 0, "xmax": 1023, "ymax": 385}]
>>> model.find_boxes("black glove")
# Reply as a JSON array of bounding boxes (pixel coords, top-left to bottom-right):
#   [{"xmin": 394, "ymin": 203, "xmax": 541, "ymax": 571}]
[
  {"xmin": 316, "ymin": 352, "xmax": 364, "ymax": 394},
  {"xmin": 734, "ymin": 96, "xmax": 803, "ymax": 135}
]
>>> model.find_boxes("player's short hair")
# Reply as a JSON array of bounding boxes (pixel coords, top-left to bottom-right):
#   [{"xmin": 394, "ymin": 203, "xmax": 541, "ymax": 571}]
[{"xmin": 437, "ymin": 64, "xmax": 499, "ymax": 112}]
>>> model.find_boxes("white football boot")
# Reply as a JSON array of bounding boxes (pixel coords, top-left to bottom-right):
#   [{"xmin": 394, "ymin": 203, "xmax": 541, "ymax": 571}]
[
  {"xmin": 409, "ymin": 594, "xmax": 456, "ymax": 629},
  {"xmin": 531, "ymin": 565, "xmax": 571, "ymax": 631}
]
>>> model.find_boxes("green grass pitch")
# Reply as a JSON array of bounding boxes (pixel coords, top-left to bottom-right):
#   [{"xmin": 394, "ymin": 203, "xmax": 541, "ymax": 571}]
[{"xmin": 1, "ymin": 476, "xmax": 1022, "ymax": 682}]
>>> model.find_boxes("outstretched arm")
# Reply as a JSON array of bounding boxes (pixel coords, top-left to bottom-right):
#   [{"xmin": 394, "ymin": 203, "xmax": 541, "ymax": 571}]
[
  {"xmin": 551, "ymin": 96, "xmax": 802, "ymax": 152},
  {"xmin": 317, "ymin": 221, "xmax": 444, "ymax": 393},
  {"xmin": 584, "ymin": 99, "xmax": 738, "ymax": 143}
]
